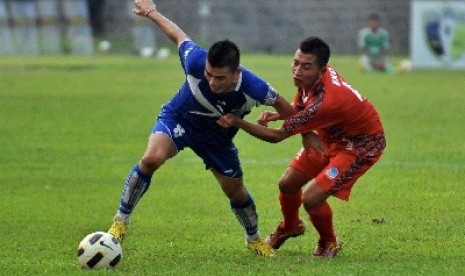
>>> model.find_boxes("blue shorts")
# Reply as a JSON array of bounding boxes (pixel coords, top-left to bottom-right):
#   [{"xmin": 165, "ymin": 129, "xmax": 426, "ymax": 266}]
[{"xmin": 152, "ymin": 116, "xmax": 243, "ymax": 178}]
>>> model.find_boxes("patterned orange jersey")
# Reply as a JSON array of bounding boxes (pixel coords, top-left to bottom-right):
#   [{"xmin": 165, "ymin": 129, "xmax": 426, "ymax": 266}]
[{"xmin": 283, "ymin": 66, "xmax": 386, "ymax": 200}]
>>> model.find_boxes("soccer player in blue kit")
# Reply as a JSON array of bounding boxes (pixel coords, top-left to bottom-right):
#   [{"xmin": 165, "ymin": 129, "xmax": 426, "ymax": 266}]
[{"xmin": 107, "ymin": 0, "xmax": 294, "ymax": 257}]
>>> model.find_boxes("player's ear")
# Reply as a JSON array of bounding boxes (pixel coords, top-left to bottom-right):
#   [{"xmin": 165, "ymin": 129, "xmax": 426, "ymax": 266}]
[{"xmin": 233, "ymin": 67, "xmax": 241, "ymax": 79}]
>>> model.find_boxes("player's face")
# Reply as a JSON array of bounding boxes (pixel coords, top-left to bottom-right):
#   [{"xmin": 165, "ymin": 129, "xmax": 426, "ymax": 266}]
[
  {"xmin": 369, "ymin": 19, "xmax": 380, "ymax": 31},
  {"xmin": 204, "ymin": 61, "xmax": 240, "ymax": 93},
  {"xmin": 292, "ymin": 49, "xmax": 324, "ymax": 89}
]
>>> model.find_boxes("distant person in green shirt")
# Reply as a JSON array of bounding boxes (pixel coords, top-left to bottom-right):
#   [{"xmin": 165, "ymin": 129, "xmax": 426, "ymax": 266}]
[{"xmin": 358, "ymin": 13, "xmax": 393, "ymax": 72}]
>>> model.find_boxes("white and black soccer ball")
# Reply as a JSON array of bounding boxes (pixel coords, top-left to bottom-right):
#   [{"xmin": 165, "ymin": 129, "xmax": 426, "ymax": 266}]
[
  {"xmin": 398, "ymin": 59, "xmax": 413, "ymax": 72},
  {"xmin": 77, "ymin": 231, "xmax": 122, "ymax": 269}
]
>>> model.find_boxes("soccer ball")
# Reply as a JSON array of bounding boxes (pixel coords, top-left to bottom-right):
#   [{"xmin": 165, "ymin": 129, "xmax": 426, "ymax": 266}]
[
  {"xmin": 77, "ymin": 231, "xmax": 123, "ymax": 269},
  {"xmin": 398, "ymin": 59, "xmax": 413, "ymax": 72},
  {"xmin": 139, "ymin": 46, "xmax": 155, "ymax": 58},
  {"xmin": 156, "ymin": 47, "xmax": 171, "ymax": 59},
  {"xmin": 97, "ymin": 40, "xmax": 111, "ymax": 53}
]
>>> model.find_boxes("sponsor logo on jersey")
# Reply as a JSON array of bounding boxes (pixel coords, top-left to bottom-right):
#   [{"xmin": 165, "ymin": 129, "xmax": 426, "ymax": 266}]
[{"xmin": 325, "ymin": 167, "xmax": 339, "ymax": 179}]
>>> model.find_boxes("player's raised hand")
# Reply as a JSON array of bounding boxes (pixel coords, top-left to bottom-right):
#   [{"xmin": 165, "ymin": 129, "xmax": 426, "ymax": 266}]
[
  {"xmin": 133, "ymin": 0, "xmax": 156, "ymax": 17},
  {"xmin": 257, "ymin": 111, "xmax": 279, "ymax": 127}
]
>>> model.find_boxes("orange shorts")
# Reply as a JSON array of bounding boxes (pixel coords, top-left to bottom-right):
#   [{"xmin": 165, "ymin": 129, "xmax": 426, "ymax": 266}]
[{"xmin": 290, "ymin": 143, "xmax": 383, "ymax": 201}]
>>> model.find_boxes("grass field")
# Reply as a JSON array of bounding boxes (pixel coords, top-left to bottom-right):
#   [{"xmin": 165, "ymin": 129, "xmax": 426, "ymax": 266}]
[{"xmin": 1, "ymin": 54, "xmax": 464, "ymax": 275}]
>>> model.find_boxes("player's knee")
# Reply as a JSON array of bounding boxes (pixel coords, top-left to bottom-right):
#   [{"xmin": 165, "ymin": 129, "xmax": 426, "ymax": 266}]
[
  {"xmin": 278, "ymin": 179, "xmax": 291, "ymax": 193},
  {"xmin": 302, "ymin": 193, "xmax": 318, "ymax": 212},
  {"xmin": 140, "ymin": 153, "xmax": 166, "ymax": 172},
  {"xmin": 229, "ymin": 190, "xmax": 248, "ymax": 206},
  {"xmin": 220, "ymin": 179, "xmax": 247, "ymax": 205},
  {"xmin": 278, "ymin": 176, "xmax": 299, "ymax": 193},
  {"xmin": 301, "ymin": 184, "xmax": 328, "ymax": 212}
]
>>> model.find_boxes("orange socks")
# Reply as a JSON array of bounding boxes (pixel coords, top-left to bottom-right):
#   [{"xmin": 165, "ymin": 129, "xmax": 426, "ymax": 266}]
[
  {"xmin": 279, "ymin": 191, "xmax": 302, "ymax": 229},
  {"xmin": 308, "ymin": 201, "xmax": 336, "ymax": 242},
  {"xmin": 279, "ymin": 192, "xmax": 337, "ymax": 242}
]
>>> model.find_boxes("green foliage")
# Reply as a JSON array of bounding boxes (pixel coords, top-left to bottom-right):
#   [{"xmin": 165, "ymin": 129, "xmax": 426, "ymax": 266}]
[{"xmin": 0, "ymin": 55, "xmax": 464, "ymax": 275}]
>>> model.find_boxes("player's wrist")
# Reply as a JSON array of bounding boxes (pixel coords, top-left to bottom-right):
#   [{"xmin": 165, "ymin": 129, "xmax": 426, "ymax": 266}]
[{"xmin": 145, "ymin": 8, "xmax": 155, "ymax": 17}]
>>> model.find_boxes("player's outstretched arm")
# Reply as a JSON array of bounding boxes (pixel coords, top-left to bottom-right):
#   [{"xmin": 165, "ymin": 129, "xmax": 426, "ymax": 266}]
[
  {"xmin": 257, "ymin": 94, "xmax": 296, "ymax": 126},
  {"xmin": 273, "ymin": 94, "xmax": 296, "ymax": 119},
  {"xmin": 133, "ymin": 0, "xmax": 189, "ymax": 46},
  {"xmin": 217, "ymin": 114, "xmax": 291, "ymax": 143},
  {"xmin": 257, "ymin": 111, "xmax": 280, "ymax": 127}
]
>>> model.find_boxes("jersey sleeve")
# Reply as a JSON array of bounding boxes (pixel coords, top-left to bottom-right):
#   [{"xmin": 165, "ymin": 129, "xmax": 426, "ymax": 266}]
[
  {"xmin": 283, "ymin": 75, "xmax": 340, "ymax": 135},
  {"xmin": 283, "ymin": 93, "xmax": 325, "ymax": 135},
  {"xmin": 357, "ymin": 27, "xmax": 368, "ymax": 49},
  {"xmin": 240, "ymin": 68, "xmax": 278, "ymax": 106},
  {"xmin": 178, "ymin": 40, "xmax": 207, "ymax": 78}
]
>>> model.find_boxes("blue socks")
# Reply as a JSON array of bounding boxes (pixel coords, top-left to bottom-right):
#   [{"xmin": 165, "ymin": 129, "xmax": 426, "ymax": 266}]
[
  {"xmin": 116, "ymin": 164, "xmax": 152, "ymax": 221},
  {"xmin": 231, "ymin": 193, "xmax": 260, "ymax": 242}
]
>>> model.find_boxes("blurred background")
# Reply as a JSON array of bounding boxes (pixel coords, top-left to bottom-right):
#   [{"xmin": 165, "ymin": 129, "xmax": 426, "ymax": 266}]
[
  {"xmin": 0, "ymin": 0, "xmax": 464, "ymax": 68},
  {"xmin": 0, "ymin": 0, "xmax": 410, "ymax": 54}
]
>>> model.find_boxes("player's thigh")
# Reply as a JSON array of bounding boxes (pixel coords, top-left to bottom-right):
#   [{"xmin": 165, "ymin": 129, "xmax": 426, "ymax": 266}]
[
  {"xmin": 314, "ymin": 150, "xmax": 380, "ymax": 201},
  {"xmin": 140, "ymin": 133, "xmax": 177, "ymax": 172},
  {"xmin": 211, "ymin": 169, "xmax": 247, "ymax": 204},
  {"xmin": 145, "ymin": 117, "xmax": 187, "ymax": 164},
  {"xmin": 289, "ymin": 148, "xmax": 328, "ymax": 179},
  {"xmin": 278, "ymin": 166, "xmax": 313, "ymax": 193},
  {"xmin": 145, "ymin": 133, "xmax": 177, "ymax": 159},
  {"xmin": 191, "ymin": 140, "xmax": 242, "ymax": 179},
  {"xmin": 312, "ymin": 150, "xmax": 355, "ymax": 200}
]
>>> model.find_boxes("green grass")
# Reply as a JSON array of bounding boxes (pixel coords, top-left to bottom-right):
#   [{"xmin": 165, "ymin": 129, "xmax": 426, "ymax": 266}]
[{"xmin": 1, "ymin": 54, "xmax": 464, "ymax": 275}]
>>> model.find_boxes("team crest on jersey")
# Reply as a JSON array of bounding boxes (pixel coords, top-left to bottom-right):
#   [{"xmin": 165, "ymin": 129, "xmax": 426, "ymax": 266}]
[
  {"xmin": 325, "ymin": 167, "xmax": 339, "ymax": 179},
  {"xmin": 173, "ymin": 124, "xmax": 185, "ymax": 138}
]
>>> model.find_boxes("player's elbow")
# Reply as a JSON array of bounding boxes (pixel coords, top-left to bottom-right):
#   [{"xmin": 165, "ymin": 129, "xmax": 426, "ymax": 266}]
[
  {"xmin": 262, "ymin": 131, "xmax": 288, "ymax": 144},
  {"xmin": 268, "ymin": 139, "xmax": 281, "ymax": 144},
  {"xmin": 267, "ymin": 135, "xmax": 284, "ymax": 143}
]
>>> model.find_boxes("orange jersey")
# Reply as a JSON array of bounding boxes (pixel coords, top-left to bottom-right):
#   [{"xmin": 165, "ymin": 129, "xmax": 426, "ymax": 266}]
[
  {"xmin": 284, "ymin": 66, "xmax": 386, "ymax": 200},
  {"xmin": 284, "ymin": 66, "xmax": 384, "ymax": 152}
]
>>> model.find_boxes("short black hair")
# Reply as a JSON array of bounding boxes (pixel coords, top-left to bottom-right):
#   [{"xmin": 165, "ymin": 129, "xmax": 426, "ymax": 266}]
[
  {"xmin": 369, "ymin": 13, "xmax": 380, "ymax": 21},
  {"xmin": 207, "ymin": 39, "xmax": 240, "ymax": 72},
  {"xmin": 299, "ymin": 36, "xmax": 330, "ymax": 69}
]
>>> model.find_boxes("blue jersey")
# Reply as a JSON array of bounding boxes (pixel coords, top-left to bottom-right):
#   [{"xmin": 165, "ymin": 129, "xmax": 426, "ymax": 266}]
[{"xmin": 158, "ymin": 40, "xmax": 278, "ymax": 145}]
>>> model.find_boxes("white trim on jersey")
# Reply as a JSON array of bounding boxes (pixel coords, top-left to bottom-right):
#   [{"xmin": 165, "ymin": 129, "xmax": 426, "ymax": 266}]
[
  {"xmin": 234, "ymin": 71, "xmax": 243, "ymax": 91},
  {"xmin": 185, "ymin": 71, "xmax": 258, "ymax": 117},
  {"xmin": 186, "ymin": 74, "xmax": 222, "ymax": 117},
  {"xmin": 238, "ymin": 94, "xmax": 259, "ymax": 115}
]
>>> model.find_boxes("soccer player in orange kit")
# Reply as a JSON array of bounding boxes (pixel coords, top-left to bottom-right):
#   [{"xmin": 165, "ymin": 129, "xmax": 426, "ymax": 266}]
[{"xmin": 217, "ymin": 36, "xmax": 386, "ymax": 257}]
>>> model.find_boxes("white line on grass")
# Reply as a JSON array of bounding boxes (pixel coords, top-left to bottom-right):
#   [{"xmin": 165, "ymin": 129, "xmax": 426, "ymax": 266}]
[{"xmin": 177, "ymin": 157, "xmax": 464, "ymax": 170}]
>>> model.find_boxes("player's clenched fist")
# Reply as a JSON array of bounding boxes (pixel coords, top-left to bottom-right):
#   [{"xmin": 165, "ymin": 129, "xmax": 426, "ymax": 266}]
[
  {"xmin": 133, "ymin": 0, "xmax": 156, "ymax": 17},
  {"xmin": 217, "ymin": 114, "xmax": 239, "ymax": 128},
  {"xmin": 257, "ymin": 111, "xmax": 279, "ymax": 127}
]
